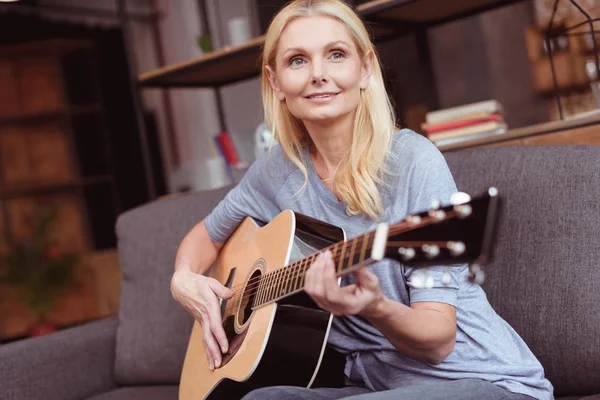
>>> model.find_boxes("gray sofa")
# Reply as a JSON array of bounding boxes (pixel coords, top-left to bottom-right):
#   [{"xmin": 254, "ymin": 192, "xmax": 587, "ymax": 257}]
[{"xmin": 1, "ymin": 145, "xmax": 599, "ymax": 400}]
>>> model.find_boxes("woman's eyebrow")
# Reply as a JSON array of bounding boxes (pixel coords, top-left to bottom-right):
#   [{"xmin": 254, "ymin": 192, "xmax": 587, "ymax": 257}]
[{"xmin": 282, "ymin": 40, "xmax": 351, "ymax": 56}]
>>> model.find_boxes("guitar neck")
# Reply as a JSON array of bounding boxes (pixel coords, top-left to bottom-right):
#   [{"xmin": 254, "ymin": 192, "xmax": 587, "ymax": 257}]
[{"xmin": 252, "ymin": 230, "xmax": 378, "ymax": 308}]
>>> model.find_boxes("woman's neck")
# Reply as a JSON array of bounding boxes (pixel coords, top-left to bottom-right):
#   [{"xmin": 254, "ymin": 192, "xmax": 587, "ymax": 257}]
[{"xmin": 305, "ymin": 116, "xmax": 353, "ymax": 180}]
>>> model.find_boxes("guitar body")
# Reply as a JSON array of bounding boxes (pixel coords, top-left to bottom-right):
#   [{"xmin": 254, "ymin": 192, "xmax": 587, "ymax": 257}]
[{"xmin": 180, "ymin": 210, "xmax": 347, "ymax": 400}]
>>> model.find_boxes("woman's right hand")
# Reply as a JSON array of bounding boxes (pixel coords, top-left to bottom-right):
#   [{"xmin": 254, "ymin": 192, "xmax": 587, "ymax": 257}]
[{"xmin": 171, "ymin": 267, "xmax": 234, "ymax": 370}]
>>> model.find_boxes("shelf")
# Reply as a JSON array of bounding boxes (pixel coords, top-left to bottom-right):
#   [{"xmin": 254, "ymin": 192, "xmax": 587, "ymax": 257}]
[
  {"xmin": 437, "ymin": 109, "xmax": 600, "ymax": 152},
  {"xmin": 138, "ymin": 0, "xmax": 527, "ymax": 88},
  {"xmin": 138, "ymin": 36, "xmax": 265, "ymax": 88},
  {"xmin": 0, "ymin": 104, "xmax": 102, "ymax": 125},
  {"xmin": 0, "ymin": 175, "xmax": 113, "ymax": 199}
]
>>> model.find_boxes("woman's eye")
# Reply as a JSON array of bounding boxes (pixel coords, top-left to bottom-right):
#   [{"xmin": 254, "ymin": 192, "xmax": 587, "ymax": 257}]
[
  {"xmin": 289, "ymin": 57, "xmax": 304, "ymax": 66},
  {"xmin": 331, "ymin": 51, "xmax": 346, "ymax": 60}
]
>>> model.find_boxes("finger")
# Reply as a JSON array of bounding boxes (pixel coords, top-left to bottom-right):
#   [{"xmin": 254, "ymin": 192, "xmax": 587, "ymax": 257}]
[
  {"xmin": 207, "ymin": 299, "xmax": 229, "ymax": 354},
  {"xmin": 311, "ymin": 253, "xmax": 327, "ymax": 297},
  {"xmin": 354, "ymin": 267, "xmax": 380, "ymax": 290},
  {"xmin": 203, "ymin": 329, "xmax": 222, "ymax": 370},
  {"xmin": 305, "ymin": 253, "xmax": 323, "ymax": 295},
  {"xmin": 208, "ymin": 278, "xmax": 234, "ymax": 299}
]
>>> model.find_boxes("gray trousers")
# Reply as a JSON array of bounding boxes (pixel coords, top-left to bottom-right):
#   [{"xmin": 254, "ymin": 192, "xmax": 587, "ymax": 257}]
[{"xmin": 240, "ymin": 379, "xmax": 536, "ymax": 400}]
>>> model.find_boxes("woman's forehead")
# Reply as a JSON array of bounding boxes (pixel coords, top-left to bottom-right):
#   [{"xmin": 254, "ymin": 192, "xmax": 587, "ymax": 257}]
[{"xmin": 278, "ymin": 15, "xmax": 354, "ymax": 51}]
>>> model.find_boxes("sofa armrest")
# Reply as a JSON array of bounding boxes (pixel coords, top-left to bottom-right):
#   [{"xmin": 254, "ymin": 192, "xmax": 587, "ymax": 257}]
[{"xmin": 0, "ymin": 316, "xmax": 118, "ymax": 400}]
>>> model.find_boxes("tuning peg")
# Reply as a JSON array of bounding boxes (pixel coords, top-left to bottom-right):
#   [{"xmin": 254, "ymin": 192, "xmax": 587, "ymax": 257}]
[
  {"xmin": 398, "ymin": 247, "xmax": 416, "ymax": 261},
  {"xmin": 422, "ymin": 244, "xmax": 440, "ymax": 259},
  {"xmin": 406, "ymin": 215, "xmax": 421, "ymax": 225},
  {"xmin": 468, "ymin": 263, "xmax": 485, "ymax": 285},
  {"xmin": 410, "ymin": 272, "xmax": 434, "ymax": 289},
  {"xmin": 428, "ymin": 209, "xmax": 446, "ymax": 221},
  {"xmin": 454, "ymin": 204, "xmax": 472, "ymax": 218},
  {"xmin": 450, "ymin": 191, "xmax": 471, "ymax": 206},
  {"xmin": 447, "ymin": 241, "xmax": 465, "ymax": 256},
  {"xmin": 442, "ymin": 269, "xmax": 452, "ymax": 286},
  {"xmin": 430, "ymin": 199, "xmax": 441, "ymax": 210}
]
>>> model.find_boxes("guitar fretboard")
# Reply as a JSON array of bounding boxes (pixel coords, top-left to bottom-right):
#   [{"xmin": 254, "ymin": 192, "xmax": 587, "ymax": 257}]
[{"xmin": 251, "ymin": 231, "xmax": 376, "ymax": 308}]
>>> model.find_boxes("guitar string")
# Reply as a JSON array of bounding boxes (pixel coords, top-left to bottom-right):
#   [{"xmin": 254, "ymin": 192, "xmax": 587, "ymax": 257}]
[
  {"xmin": 219, "ymin": 214, "xmax": 438, "ymax": 295},
  {"xmin": 223, "ymin": 231, "xmax": 375, "ymax": 313},
  {"xmin": 220, "ymin": 209, "xmax": 456, "ymax": 296},
  {"xmin": 224, "ymin": 239, "xmax": 456, "ymax": 313},
  {"xmin": 222, "ymin": 214, "xmax": 458, "ymax": 310},
  {"xmin": 221, "ymin": 210, "xmax": 461, "ymax": 310}
]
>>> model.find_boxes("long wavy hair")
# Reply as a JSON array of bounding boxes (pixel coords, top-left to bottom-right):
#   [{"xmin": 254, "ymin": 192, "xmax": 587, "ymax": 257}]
[{"xmin": 261, "ymin": 0, "xmax": 397, "ymax": 220}]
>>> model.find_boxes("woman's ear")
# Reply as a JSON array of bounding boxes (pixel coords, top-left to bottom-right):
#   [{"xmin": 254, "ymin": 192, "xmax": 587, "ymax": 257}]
[
  {"xmin": 360, "ymin": 50, "xmax": 374, "ymax": 90},
  {"xmin": 265, "ymin": 65, "xmax": 285, "ymax": 101}
]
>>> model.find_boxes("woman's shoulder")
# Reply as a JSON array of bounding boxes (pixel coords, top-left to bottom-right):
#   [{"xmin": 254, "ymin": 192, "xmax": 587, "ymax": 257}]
[
  {"xmin": 247, "ymin": 143, "xmax": 302, "ymax": 188},
  {"xmin": 388, "ymin": 128, "xmax": 445, "ymax": 169}
]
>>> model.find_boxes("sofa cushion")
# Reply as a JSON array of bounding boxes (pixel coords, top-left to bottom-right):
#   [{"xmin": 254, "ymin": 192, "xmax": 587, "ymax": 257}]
[
  {"xmin": 114, "ymin": 186, "xmax": 232, "ymax": 385},
  {"xmin": 444, "ymin": 145, "xmax": 600, "ymax": 396},
  {"xmin": 88, "ymin": 386, "xmax": 177, "ymax": 400}
]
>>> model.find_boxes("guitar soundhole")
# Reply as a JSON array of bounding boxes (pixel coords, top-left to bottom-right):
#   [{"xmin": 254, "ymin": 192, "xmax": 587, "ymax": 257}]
[{"xmin": 237, "ymin": 269, "xmax": 262, "ymax": 328}]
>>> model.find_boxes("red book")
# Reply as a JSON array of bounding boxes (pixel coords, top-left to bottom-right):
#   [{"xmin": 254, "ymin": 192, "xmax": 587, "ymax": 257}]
[
  {"xmin": 423, "ymin": 113, "xmax": 503, "ymax": 134},
  {"xmin": 217, "ymin": 131, "xmax": 241, "ymax": 166}
]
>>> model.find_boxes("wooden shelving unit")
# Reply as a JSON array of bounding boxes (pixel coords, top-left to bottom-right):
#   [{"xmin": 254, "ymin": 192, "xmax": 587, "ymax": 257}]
[
  {"xmin": 138, "ymin": 0, "xmax": 528, "ymax": 88},
  {"xmin": 0, "ymin": 39, "xmax": 120, "ymax": 251}
]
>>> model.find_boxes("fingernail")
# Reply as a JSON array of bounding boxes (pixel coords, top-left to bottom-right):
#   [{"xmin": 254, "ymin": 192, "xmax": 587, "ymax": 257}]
[
  {"xmin": 209, "ymin": 363, "xmax": 214, "ymax": 370},
  {"xmin": 221, "ymin": 346, "xmax": 227, "ymax": 353},
  {"xmin": 215, "ymin": 359, "xmax": 221, "ymax": 368}
]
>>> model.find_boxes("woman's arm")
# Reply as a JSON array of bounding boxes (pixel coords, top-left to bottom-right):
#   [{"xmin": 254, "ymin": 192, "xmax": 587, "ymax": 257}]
[
  {"xmin": 364, "ymin": 297, "xmax": 456, "ymax": 364},
  {"xmin": 304, "ymin": 251, "xmax": 456, "ymax": 365},
  {"xmin": 171, "ymin": 220, "xmax": 234, "ymax": 370},
  {"xmin": 174, "ymin": 219, "xmax": 222, "ymax": 274}
]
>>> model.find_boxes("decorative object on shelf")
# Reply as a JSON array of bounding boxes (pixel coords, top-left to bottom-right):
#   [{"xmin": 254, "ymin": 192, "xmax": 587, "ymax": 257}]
[
  {"xmin": 254, "ymin": 122, "xmax": 275, "ymax": 159},
  {"xmin": 196, "ymin": 33, "xmax": 213, "ymax": 53},
  {"xmin": 543, "ymin": 0, "xmax": 600, "ymax": 119},
  {"xmin": 189, "ymin": 157, "xmax": 232, "ymax": 192},
  {"xmin": 0, "ymin": 205, "xmax": 81, "ymax": 337},
  {"xmin": 422, "ymin": 100, "xmax": 507, "ymax": 147},
  {"xmin": 227, "ymin": 16, "xmax": 251, "ymax": 47}
]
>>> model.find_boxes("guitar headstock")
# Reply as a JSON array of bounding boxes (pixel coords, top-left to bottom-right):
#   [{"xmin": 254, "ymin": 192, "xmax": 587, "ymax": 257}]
[{"xmin": 376, "ymin": 187, "xmax": 501, "ymax": 286}]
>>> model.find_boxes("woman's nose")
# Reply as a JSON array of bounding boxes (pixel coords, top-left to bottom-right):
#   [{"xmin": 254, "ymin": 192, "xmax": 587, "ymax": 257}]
[{"xmin": 311, "ymin": 61, "xmax": 328, "ymax": 84}]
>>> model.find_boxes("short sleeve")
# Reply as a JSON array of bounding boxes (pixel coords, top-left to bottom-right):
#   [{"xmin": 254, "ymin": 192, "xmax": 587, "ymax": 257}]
[
  {"xmin": 204, "ymin": 152, "xmax": 282, "ymax": 244},
  {"xmin": 403, "ymin": 136, "xmax": 468, "ymax": 306}
]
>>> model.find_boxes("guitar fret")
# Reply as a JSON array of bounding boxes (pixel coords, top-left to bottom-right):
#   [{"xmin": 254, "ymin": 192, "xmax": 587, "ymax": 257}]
[
  {"xmin": 348, "ymin": 237, "xmax": 358, "ymax": 269},
  {"xmin": 275, "ymin": 268, "xmax": 285, "ymax": 299},
  {"xmin": 292, "ymin": 259, "xmax": 302, "ymax": 292},
  {"xmin": 360, "ymin": 232, "xmax": 370, "ymax": 263},
  {"xmin": 267, "ymin": 271, "xmax": 276, "ymax": 303},
  {"xmin": 282, "ymin": 265, "xmax": 292, "ymax": 295},
  {"xmin": 337, "ymin": 241, "xmax": 347, "ymax": 273}
]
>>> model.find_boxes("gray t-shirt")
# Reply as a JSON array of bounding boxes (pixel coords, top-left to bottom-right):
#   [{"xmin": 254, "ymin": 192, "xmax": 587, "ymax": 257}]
[{"xmin": 204, "ymin": 129, "xmax": 554, "ymax": 400}]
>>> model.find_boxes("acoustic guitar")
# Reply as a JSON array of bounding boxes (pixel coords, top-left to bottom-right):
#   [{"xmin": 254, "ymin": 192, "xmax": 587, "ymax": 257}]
[{"xmin": 180, "ymin": 187, "xmax": 501, "ymax": 399}]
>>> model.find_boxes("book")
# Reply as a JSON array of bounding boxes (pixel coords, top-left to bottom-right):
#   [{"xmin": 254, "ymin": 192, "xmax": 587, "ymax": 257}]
[
  {"xmin": 422, "ymin": 113, "xmax": 503, "ymax": 134},
  {"xmin": 426, "ymin": 100, "xmax": 503, "ymax": 124},
  {"xmin": 428, "ymin": 121, "xmax": 507, "ymax": 142},
  {"xmin": 432, "ymin": 127, "xmax": 507, "ymax": 147}
]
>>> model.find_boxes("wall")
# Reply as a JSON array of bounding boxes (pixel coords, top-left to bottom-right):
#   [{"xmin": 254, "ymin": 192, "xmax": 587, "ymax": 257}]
[{"xmin": 29, "ymin": 0, "xmax": 549, "ymax": 194}]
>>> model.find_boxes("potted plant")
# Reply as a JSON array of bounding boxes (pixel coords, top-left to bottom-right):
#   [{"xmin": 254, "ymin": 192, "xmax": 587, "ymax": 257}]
[{"xmin": 0, "ymin": 206, "xmax": 79, "ymax": 337}]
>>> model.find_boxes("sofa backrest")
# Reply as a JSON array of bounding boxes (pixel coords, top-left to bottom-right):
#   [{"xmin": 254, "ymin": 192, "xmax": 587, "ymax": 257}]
[
  {"xmin": 444, "ymin": 145, "xmax": 600, "ymax": 396},
  {"xmin": 114, "ymin": 186, "xmax": 233, "ymax": 385}
]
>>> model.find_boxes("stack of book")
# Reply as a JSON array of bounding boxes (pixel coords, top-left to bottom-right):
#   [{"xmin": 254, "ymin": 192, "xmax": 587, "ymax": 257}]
[{"xmin": 422, "ymin": 100, "xmax": 507, "ymax": 147}]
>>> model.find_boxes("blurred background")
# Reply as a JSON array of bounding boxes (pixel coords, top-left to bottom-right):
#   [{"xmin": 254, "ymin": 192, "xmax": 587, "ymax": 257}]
[{"xmin": 0, "ymin": 0, "xmax": 598, "ymax": 343}]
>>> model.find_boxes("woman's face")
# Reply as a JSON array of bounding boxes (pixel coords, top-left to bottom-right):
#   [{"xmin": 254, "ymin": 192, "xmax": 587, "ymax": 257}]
[{"xmin": 266, "ymin": 15, "xmax": 372, "ymax": 125}]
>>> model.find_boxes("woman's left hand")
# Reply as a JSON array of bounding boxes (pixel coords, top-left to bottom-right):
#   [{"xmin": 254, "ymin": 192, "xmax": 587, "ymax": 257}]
[{"xmin": 304, "ymin": 250, "xmax": 385, "ymax": 317}]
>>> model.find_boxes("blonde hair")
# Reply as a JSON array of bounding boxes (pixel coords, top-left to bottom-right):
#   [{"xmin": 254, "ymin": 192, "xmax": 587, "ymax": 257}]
[{"xmin": 261, "ymin": 0, "xmax": 397, "ymax": 220}]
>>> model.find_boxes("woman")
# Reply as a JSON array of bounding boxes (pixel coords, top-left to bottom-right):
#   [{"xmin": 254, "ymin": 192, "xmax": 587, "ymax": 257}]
[{"xmin": 171, "ymin": 1, "xmax": 553, "ymax": 399}]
